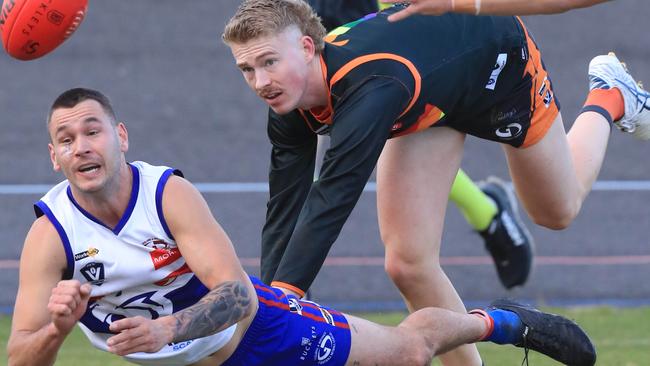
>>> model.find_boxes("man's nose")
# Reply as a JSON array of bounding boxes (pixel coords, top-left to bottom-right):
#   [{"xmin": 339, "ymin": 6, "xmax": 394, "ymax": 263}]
[
  {"xmin": 73, "ymin": 136, "xmax": 91, "ymax": 155},
  {"xmin": 255, "ymin": 69, "xmax": 272, "ymax": 90}
]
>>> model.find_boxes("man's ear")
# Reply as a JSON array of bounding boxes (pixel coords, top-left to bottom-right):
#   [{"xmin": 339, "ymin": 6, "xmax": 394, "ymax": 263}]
[
  {"xmin": 48, "ymin": 143, "xmax": 61, "ymax": 172},
  {"xmin": 116, "ymin": 122, "xmax": 129, "ymax": 153},
  {"xmin": 301, "ymin": 35, "xmax": 316, "ymax": 62}
]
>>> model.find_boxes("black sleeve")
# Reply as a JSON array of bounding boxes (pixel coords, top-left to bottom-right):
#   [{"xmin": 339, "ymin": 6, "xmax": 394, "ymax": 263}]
[
  {"xmin": 260, "ymin": 109, "xmax": 318, "ymax": 284},
  {"xmin": 272, "ymin": 77, "xmax": 411, "ymax": 292},
  {"xmin": 307, "ymin": 0, "xmax": 379, "ymax": 32}
]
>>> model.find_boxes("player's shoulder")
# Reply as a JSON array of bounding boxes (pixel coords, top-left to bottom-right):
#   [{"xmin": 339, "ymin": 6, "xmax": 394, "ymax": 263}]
[
  {"xmin": 23, "ymin": 215, "xmax": 64, "ymax": 254},
  {"xmin": 22, "ymin": 215, "xmax": 66, "ymax": 266},
  {"xmin": 28, "ymin": 214, "xmax": 61, "ymax": 240},
  {"xmin": 161, "ymin": 174, "xmax": 199, "ymax": 203}
]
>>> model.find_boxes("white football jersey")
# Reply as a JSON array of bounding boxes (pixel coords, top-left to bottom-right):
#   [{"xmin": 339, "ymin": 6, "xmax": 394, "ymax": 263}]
[{"xmin": 35, "ymin": 161, "xmax": 236, "ymax": 366}]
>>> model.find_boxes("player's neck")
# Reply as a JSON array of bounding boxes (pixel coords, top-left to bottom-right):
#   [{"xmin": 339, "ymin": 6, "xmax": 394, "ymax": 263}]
[
  {"xmin": 70, "ymin": 162, "xmax": 134, "ymax": 228},
  {"xmin": 299, "ymin": 53, "xmax": 329, "ymax": 110}
]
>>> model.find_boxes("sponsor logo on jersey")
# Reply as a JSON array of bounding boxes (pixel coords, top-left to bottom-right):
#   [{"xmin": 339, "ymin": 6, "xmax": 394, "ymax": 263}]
[
  {"xmin": 495, "ymin": 123, "xmax": 523, "ymax": 139},
  {"xmin": 81, "ymin": 262, "xmax": 105, "ymax": 285},
  {"xmin": 150, "ymin": 248, "xmax": 182, "ymax": 270},
  {"xmin": 485, "ymin": 53, "xmax": 508, "ymax": 90},
  {"xmin": 288, "ymin": 297, "xmax": 303, "ymax": 315},
  {"xmin": 521, "ymin": 46, "xmax": 529, "ymax": 62},
  {"xmin": 142, "ymin": 237, "xmax": 171, "ymax": 250},
  {"xmin": 74, "ymin": 247, "xmax": 99, "ymax": 261},
  {"xmin": 319, "ymin": 307, "xmax": 335, "ymax": 326},
  {"xmin": 299, "ymin": 326, "xmax": 319, "ymax": 361},
  {"xmin": 538, "ymin": 76, "xmax": 548, "ymax": 96},
  {"xmin": 170, "ymin": 340, "xmax": 193, "ymax": 352},
  {"xmin": 491, "ymin": 108, "xmax": 518, "ymax": 124},
  {"xmin": 316, "ymin": 332, "xmax": 336, "ymax": 364},
  {"xmin": 543, "ymin": 90, "xmax": 554, "ymax": 108}
]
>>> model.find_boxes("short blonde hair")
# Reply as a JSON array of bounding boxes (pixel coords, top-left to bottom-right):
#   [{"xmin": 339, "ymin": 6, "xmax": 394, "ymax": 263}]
[{"xmin": 223, "ymin": 0, "xmax": 326, "ymax": 54}]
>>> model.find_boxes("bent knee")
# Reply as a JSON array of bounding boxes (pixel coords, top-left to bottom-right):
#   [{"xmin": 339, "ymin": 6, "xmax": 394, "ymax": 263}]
[
  {"xmin": 394, "ymin": 334, "xmax": 435, "ymax": 366},
  {"xmin": 529, "ymin": 202, "xmax": 580, "ymax": 230},
  {"xmin": 385, "ymin": 256, "xmax": 440, "ymax": 287}
]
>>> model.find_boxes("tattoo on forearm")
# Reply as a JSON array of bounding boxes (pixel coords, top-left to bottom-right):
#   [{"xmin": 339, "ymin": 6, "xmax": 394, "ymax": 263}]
[{"xmin": 171, "ymin": 281, "xmax": 251, "ymax": 342}]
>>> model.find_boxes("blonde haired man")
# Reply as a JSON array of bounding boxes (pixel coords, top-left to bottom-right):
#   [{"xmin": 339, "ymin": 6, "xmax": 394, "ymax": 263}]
[{"xmin": 224, "ymin": 1, "xmax": 648, "ymax": 365}]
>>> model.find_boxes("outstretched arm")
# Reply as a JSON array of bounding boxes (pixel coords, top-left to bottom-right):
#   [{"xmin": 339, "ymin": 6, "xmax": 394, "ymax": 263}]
[
  {"xmin": 261, "ymin": 109, "xmax": 318, "ymax": 285},
  {"xmin": 271, "ymin": 77, "xmax": 410, "ymax": 295},
  {"xmin": 106, "ymin": 176, "xmax": 256, "ymax": 356},
  {"xmin": 382, "ymin": 0, "xmax": 610, "ymax": 21},
  {"xmin": 7, "ymin": 217, "xmax": 82, "ymax": 366}
]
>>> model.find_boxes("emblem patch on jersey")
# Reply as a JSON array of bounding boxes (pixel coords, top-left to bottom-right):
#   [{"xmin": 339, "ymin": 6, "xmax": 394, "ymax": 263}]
[
  {"xmin": 74, "ymin": 247, "xmax": 99, "ymax": 261},
  {"xmin": 495, "ymin": 123, "xmax": 523, "ymax": 139},
  {"xmin": 316, "ymin": 332, "xmax": 336, "ymax": 364},
  {"xmin": 80, "ymin": 262, "xmax": 105, "ymax": 286},
  {"xmin": 142, "ymin": 237, "xmax": 171, "ymax": 250},
  {"xmin": 485, "ymin": 53, "xmax": 508, "ymax": 90}
]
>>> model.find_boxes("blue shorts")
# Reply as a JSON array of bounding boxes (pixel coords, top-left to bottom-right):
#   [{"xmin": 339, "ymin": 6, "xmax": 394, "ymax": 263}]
[{"xmin": 222, "ymin": 276, "xmax": 352, "ymax": 366}]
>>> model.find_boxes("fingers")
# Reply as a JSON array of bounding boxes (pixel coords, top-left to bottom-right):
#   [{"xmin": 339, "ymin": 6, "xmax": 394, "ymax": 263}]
[
  {"xmin": 385, "ymin": 0, "xmax": 454, "ymax": 22},
  {"xmin": 107, "ymin": 317, "xmax": 168, "ymax": 355},
  {"xmin": 109, "ymin": 317, "xmax": 140, "ymax": 333},
  {"xmin": 79, "ymin": 283, "xmax": 92, "ymax": 298},
  {"xmin": 48, "ymin": 280, "xmax": 84, "ymax": 316},
  {"xmin": 387, "ymin": 7, "xmax": 418, "ymax": 22},
  {"xmin": 107, "ymin": 320, "xmax": 149, "ymax": 355}
]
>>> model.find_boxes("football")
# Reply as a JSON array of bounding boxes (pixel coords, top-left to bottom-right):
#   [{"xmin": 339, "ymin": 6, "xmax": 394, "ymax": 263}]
[{"xmin": 0, "ymin": 0, "xmax": 88, "ymax": 60}]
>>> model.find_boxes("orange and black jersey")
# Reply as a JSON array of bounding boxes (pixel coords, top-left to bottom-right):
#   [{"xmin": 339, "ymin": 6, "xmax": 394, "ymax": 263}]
[{"xmin": 262, "ymin": 5, "xmax": 560, "ymax": 293}]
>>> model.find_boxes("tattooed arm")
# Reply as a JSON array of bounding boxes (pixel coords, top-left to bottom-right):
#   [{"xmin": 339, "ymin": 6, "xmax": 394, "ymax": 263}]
[
  {"xmin": 106, "ymin": 175, "xmax": 256, "ymax": 356},
  {"xmin": 107, "ymin": 280, "xmax": 253, "ymax": 355},
  {"xmin": 169, "ymin": 280, "xmax": 252, "ymax": 342}
]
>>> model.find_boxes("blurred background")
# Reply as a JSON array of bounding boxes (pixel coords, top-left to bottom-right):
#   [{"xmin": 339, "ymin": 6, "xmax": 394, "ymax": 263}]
[{"xmin": 0, "ymin": 0, "xmax": 649, "ymax": 314}]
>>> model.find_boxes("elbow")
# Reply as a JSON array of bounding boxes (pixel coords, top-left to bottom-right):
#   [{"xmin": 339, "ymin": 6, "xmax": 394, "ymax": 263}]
[{"xmin": 241, "ymin": 283, "xmax": 256, "ymax": 320}]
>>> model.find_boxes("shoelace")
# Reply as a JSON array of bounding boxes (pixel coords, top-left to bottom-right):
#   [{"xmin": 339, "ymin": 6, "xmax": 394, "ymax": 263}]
[
  {"xmin": 611, "ymin": 79, "xmax": 649, "ymax": 133},
  {"xmin": 520, "ymin": 326, "xmax": 530, "ymax": 366},
  {"xmin": 614, "ymin": 119, "xmax": 636, "ymax": 133}
]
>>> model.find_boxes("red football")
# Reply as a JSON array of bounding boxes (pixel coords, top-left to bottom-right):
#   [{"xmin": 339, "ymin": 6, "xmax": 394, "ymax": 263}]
[{"xmin": 0, "ymin": 0, "xmax": 88, "ymax": 61}]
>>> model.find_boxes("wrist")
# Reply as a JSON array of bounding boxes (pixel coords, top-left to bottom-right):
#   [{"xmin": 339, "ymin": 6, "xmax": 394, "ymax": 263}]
[
  {"xmin": 453, "ymin": 0, "xmax": 482, "ymax": 14},
  {"xmin": 45, "ymin": 322, "xmax": 72, "ymax": 346},
  {"xmin": 156, "ymin": 316, "xmax": 179, "ymax": 343}
]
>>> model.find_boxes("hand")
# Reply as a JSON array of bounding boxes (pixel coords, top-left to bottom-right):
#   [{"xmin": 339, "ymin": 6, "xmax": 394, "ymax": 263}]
[
  {"xmin": 382, "ymin": 0, "xmax": 454, "ymax": 22},
  {"xmin": 107, "ymin": 316, "xmax": 174, "ymax": 356},
  {"xmin": 47, "ymin": 280, "xmax": 92, "ymax": 336}
]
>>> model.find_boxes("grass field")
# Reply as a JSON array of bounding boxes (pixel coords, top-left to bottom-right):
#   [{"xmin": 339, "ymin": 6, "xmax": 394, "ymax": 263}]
[{"xmin": 0, "ymin": 307, "xmax": 648, "ymax": 365}]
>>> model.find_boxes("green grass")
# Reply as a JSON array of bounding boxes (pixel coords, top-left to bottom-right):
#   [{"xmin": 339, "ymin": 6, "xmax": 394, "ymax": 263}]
[{"xmin": 1, "ymin": 307, "xmax": 648, "ymax": 365}]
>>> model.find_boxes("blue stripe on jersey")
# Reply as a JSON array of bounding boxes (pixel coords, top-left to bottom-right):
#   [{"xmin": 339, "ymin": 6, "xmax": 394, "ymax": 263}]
[
  {"xmin": 113, "ymin": 163, "xmax": 140, "ymax": 234},
  {"xmin": 155, "ymin": 168, "xmax": 179, "ymax": 240},
  {"xmin": 34, "ymin": 200, "xmax": 75, "ymax": 279},
  {"xmin": 163, "ymin": 274, "xmax": 209, "ymax": 312},
  {"xmin": 65, "ymin": 163, "xmax": 140, "ymax": 235}
]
